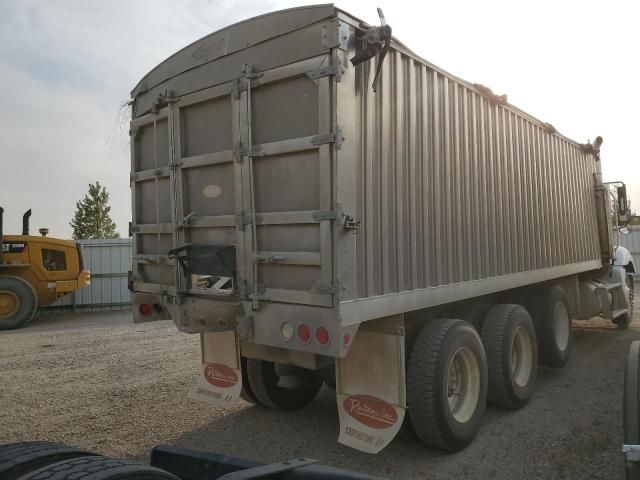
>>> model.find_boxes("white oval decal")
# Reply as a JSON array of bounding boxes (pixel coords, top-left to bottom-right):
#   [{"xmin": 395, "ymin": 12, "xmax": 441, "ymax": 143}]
[{"xmin": 202, "ymin": 184, "xmax": 222, "ymax": 198}]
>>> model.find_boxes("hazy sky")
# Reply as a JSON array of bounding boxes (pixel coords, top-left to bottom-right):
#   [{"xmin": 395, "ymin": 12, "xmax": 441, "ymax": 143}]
[{"xmin": 0, "ymin": 0, "xmax": 638, "ymax": 239}]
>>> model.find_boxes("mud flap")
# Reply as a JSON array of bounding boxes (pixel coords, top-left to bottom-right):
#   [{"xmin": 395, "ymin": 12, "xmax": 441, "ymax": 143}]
[
  {"xmin": 336, "ymin": 315, "xmax": 406, "ymax": 454},
  {"xmin": 189, "ymin": 330, "xmax": 242, "ymax": 408}
]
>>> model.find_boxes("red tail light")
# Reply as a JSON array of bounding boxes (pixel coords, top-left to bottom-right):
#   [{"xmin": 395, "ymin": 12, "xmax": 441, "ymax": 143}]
[
  {"xmin": 139, "ymin": 303, "xmax": 153, "ymax": 316},
  {"xmin": 297, "ymin": 324, "xmax": 311, "ymax": 343},
  {"xmin": 315, "ymin": 326, "xmax": 330, "ymax": 346}
]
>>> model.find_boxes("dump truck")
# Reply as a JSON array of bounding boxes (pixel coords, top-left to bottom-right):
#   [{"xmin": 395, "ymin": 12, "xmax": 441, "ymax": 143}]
[
  {"xmin": 128, "ymin": 5, "xmax": 634, "ymax": 454},
  {"xmin": 0, "ymin": 208, "xmax": 91, "ymax": 330}
]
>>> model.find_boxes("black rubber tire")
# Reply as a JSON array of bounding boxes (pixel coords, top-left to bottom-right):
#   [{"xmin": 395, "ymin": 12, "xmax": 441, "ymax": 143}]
[
  {"xmin": 245, "ymin": 359, "xmax": 323, "ymax": 410},
  {"xmin": 456, "ymin": 302, "xmax": 492, "ymax": 330},
  {"xmin": 615, "ymin": 274, "xmax": 635, "ymax": 330},
  {"xmin": 239, "ymin": 357, "xmax": 262, "ymax": 405},
  {"xmin": 318, "ymin": 364, "xmax": 336, "ymax": 390},
  {"xmin": 0, "ymin": 276, "xmax": 38, "ymax": 330},
  {"xmin": 529, "ymin": 285, "xmax": 572, "ymax": 368},
  {"xmin": 17, "ymin": 456, "xmax": 180, "ymax": 480},
  {"xmin": 481, "ymin": 304, "xmax": 538, "ymax": 409},
  {"xmin": 624, "ymin": 341, "xmax": 640, "ymax": 479},
  {"xmin": 0, "ymin": 442, "xmax": 94, "ymax": 480},
  {"xmin": 407, "ymin": 319, "xmax": 488, "ymax": 452}
]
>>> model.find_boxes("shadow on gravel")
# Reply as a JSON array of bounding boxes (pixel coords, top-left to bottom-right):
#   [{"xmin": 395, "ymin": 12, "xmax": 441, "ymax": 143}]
[
  {"xmin": 160, "ymin": 388, "xmax": 459, "ymax": 478},
  {"xmin": 160, "ymin": 323, "xmax": 639, "ymax": 479}
]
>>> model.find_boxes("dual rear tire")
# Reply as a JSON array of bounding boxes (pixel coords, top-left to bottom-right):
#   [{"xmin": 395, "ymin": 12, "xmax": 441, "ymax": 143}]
[
  {"xmin": 407, "ymin": 307, "xmax": 538, "ymax": 451},
  {"xmin": 408, "ymin": 286, "xmax": 571, "ymax": 451}
]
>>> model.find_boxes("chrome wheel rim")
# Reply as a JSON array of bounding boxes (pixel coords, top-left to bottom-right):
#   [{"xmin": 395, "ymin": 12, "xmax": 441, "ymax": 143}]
[
  {"xmin": 552, "ymin": 301, "xmax": 570, "ymax": 351},
  {"xmin": 447, "ymin": 346, "xmax": 481, "ymax": 423},
  {"xmin": 511, "ymin": 326, "xmax": 533, "ymax": 387},
  {"xmin": 0, "ymin": 290, "xmax": 19, "ymax": 320}
]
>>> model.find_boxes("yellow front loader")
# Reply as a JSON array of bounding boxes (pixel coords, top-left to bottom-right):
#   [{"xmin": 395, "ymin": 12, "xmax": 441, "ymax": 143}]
[{"xmin": 0, "ymin": 208, "xmax": 90, "ymax": 330}]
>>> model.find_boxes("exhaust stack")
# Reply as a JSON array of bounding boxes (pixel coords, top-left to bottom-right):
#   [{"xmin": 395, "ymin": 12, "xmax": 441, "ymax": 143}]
[{"xmin": 22, "ymin": 209, "xmax": 31, "ymax": 236}]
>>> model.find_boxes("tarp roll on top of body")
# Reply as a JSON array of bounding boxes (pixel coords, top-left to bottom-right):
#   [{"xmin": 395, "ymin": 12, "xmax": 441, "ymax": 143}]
[{"xmin": 129, "ymin": 5, "xmax": 630, "ymax": 455}]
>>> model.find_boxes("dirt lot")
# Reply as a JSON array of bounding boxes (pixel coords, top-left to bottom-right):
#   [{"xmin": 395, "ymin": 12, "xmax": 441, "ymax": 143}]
[{"xmin": 1, "ymin": 296, "xmax": 639, "ymax": 479}]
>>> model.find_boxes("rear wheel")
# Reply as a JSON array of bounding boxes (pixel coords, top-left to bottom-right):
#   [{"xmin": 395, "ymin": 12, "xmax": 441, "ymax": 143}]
[
  {"xmin": 17, "ymin": 456, "xmax": 179, "ymax": 480},
  {"xmin": 0, "ymin": 442, "xmax": 94, "ymax": 480},
  {"xmin": 239, "ymin": 357, "xmax": 262, "ymax": 406},
  {"xmin": 245, "ymin": 359, "xmax": 322, "ymax": 410},
  {"xmin": 407, "ymin": 319, "xmax": 488, "ymax": 451},
  {"xmin": 529, "ymin": 286, "xmax": 572, "ymax": 368},
  {"xmin": 481, "ymin": 304, "xmax": 537, "ymax": 409},
  {"xmin": 0, "ymin": 276, "xmax": 38, "ymax": 330}
]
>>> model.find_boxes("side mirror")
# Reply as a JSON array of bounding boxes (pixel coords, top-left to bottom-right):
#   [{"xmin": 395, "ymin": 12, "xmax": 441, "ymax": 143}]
[{"xmin": 617, "ymin": 184, "xmax": 629, "ymax": 225}]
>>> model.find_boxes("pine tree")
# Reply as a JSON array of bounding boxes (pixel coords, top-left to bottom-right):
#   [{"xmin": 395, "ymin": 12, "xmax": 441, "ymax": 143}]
[{"xmin": 70, "ymin": 182, "xmax": 120, "ymax": 239}]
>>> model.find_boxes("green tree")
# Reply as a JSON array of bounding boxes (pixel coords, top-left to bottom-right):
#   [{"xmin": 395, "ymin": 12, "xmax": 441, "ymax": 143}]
[{"xmin": 70, "ymin": 182, "xmax": 119, "ymax": 239}]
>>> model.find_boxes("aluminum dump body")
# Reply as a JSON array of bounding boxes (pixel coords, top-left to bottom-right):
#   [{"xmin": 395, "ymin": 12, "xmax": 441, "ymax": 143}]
[{"xmin": 130, "ymin": 5, "xmax": 603, "ymax": 352}]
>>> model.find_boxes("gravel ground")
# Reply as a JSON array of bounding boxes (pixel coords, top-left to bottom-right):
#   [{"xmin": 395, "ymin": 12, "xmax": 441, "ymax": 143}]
[{"xmin": 1, "ymin": 293, "xmax": 639, "ymax": 480}]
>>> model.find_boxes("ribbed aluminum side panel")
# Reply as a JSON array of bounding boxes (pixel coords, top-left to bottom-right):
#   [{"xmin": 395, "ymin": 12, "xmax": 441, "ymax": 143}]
[{"xmin": 352, "ymin": 48, "xmax": 601, "ymax": 299}]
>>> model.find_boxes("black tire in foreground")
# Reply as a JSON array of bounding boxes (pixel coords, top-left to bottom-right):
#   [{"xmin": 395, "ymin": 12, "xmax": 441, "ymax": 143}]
[
  {"xmin": 245, "ymin": 359, "xmax": 323, "ymax": 410},
  {"xmin": 529, "ymin": 285, "xmax": 572, "ymax": 368},
  {"xmin": 17, "ymin": 456, "xmax": 179, "ymax": 480},
  {"xmin": 481, "ymin": 304, "xmax": 538, "ymax": 409},
  {"xmin": 624, "ymin": 341, "xmax": 640, "ymax": 479},
  {"xmin": 407, "ymin": 319, "xmax": 488, "ymax": 452},
  {"xmin": 0, "ymin": 276, "xmax": 38, "ymax": 331},
  {"xmin": 0, "ymin": 442, "xmax": 94, "ymax": 480}
]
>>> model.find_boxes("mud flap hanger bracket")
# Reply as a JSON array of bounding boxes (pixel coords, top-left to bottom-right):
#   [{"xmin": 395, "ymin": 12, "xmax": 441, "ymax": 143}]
[{"xmin": 349, "ymin": 8, "xmax": 392, "ymax": 92}]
